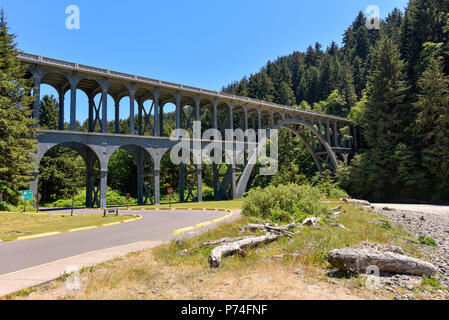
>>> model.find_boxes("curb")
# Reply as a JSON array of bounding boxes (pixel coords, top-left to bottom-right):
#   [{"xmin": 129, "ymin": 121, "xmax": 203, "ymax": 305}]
[
  {"xmin": 15, "ymin": 215, "xmax": 142, "ymax": 241},
  {"xmin": 172, "ymin": 209, "xmax": 236, "ymax": 235}
]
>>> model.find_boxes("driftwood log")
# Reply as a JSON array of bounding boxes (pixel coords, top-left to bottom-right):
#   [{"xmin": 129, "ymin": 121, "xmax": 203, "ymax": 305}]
[
  {"xmin": 209, "ymin": 232, "xmax": 286, "ymax": 268},
  {"xmin": 326, "ymin": 248, "xmax": 438, "ymax": 276},
  {"xmin": 340, "ymin": 198, "xmax": 371, "ymax": 206},
  {"xmin": 243, "ymin": 222, "xmax": 300, "ymax": 233}
]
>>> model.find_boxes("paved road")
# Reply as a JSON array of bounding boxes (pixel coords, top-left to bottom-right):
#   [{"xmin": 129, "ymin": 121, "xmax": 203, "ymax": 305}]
[
  {"xmin": 0, "ymin": 209, "xmax": 229, "ymax": 276},
  {"xmin": 372, "ymin": 203, "xmax": 449, "ymax": 217}
]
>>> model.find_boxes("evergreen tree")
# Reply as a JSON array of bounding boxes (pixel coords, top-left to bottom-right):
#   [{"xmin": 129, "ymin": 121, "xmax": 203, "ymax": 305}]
[
  {"xmin": 415, "ymin": 55, "xmax": 449, "ymax": 199},
  {"xmin": 358, "ymin": 38, "xmax": 410, "ymax": 201},
  {"xmin": 0, "ymin": 10, "xmax": 37, "ymax": 204},
  {"xmin": 39, "ymin": 94, "xmax": 59, "ymax": 129}
]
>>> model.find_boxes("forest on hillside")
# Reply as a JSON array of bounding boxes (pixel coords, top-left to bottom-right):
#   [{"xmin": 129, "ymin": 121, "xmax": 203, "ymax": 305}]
[{"xmin": 223, "ymin": 0, "xmax": 449, "ymax": 203}]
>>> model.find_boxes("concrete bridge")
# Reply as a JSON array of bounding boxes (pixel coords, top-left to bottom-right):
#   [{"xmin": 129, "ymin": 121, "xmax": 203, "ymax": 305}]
[{"xmin": 19, "ymin": 53, "xmax": 359, "ymax": 208}]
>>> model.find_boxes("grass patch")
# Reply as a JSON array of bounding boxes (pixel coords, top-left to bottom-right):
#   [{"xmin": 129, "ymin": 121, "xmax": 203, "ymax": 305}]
[
  {"xmin": 133, "ymin": 199, "xmax": 244, "ymax": 211},
  {"xmin": 4, "ymin": 203, "xmax": 430, "ymax": 300},
  {"xmin": 418, "ymin": 236, "xmax": 438, "ymax": 247},
  {"xmin": 154, "ymin": 203, "xmax": 420, "ymax": 270},
  {"xmin": 0, "ymin": 212, "xmax": 135, "ymax": 241}
]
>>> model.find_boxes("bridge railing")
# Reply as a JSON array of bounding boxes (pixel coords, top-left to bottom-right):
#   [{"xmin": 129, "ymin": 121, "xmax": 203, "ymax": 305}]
[{"xmin": 18, "ymin": 52, "xmax": 353, "ymax": 124}]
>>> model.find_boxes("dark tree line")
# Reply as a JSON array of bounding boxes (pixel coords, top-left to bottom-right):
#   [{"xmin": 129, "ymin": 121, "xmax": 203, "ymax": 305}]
[{"xmin": 223, "ymin": 1, "xmax": 449, "ymax": 202}]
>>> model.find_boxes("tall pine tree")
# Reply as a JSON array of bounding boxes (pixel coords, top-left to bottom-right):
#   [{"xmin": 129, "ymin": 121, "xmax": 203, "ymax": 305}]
[{"xmin": 0, "ymin": 9, "xmax": 37, "ymax": 204}]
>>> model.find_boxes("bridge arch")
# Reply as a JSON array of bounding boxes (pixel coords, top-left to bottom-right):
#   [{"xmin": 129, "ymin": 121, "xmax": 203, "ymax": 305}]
[
  {"xmin": 33, "ymin": 141, "xmax": 103, "ymax": 208},
  {"xmin": 235, "ymin": 118, "xmax": 339, "ymax": 198}
]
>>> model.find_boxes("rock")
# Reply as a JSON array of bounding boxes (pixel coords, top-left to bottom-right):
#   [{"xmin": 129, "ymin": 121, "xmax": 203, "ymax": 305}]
[
  {"xmin": 383, "ymin": 207, "xmax": 395, "ymax": 211},
  {"xmin": 292, "ymin": 269, "xmax": 301, "ymax": 274},
  {"xmin": 176, "ymin": 239, "xmax": 185, "ymax": 247},
  {"xmin": 326, "ymin": 248, "xmax": 438, "ymax": 276},
  {"xmin": 332, "ymin": 206, "xmax": 343, "ymax": 211},
  {"xmin": 302, "ymin": 217, "xmax": 320, "ymax": 226},
  {"xmin": 356, "ymin": 241, "xmax": 404, "ymax": 255},
  {"xmin": 420, "ymin": 216, "xmax": 426, "ymax": 221}
]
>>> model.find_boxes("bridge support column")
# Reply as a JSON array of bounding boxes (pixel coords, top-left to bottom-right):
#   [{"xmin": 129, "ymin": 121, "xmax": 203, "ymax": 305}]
[
  {"xmin": 88, "ymin": 91, "xmax": 94, "ymax": 132},
  {"xmin": 153, "ymin": 91, "xmax": 160, "ymax": 137},
  {"xmin": 114, "ymin": 97, "xmax": 120, "ymax": 134},
  {"xmin": 101, "ymin": 87, "xmax": 108, "ymax": 133},
  {"xmin": 85, "ymin": 150, "xmax": 96, "ymax": 208},
  {"xmin": 213, "ymin": 100, "xmax": 218, "ymax": 129},
  {"xmin": 58, "ymin": 86, "xmax": 64, "ymax": 130},
  {"xmin": 326, "ymin": 122, "xmax": 331, "ymax": 146},
  {"xmin": 333, "ymin": 122, "xmax": 338, "ymax": 147},
  {"xmin": 129, "ymin": 89, "xmax": 135, "ymax": 135},
  {"xmin": 100, "ymin": 169, "xmax": 107, "ymax": 208},
  {"xmin": 70, "ymin": 81, "xmax": 77, "ymax": 131},
  {"xmin": 138, "ymin": 99, "xmax": 143, "ymax": 135},
  {"xmin": 197, "ymin": 166, "xmax": 202, "ymax": 202},
  {"xmin": 154, "ymin": 169, "xmax": 161, "ymax": 205}
]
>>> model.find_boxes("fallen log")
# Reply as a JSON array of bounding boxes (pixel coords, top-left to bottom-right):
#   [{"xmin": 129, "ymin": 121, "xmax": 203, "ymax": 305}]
[
  {"xmin": 326, "ymin": 248, "xmax": 438, "ymax": 276},
  {"xmin": 244, "ymin": 222, "xmax": 300, "ymax": 233},
  {"xmin": 209, "ymin": 232, "xmax": 285, "ymax": 268},
  {"xmin": 203, "ymin": 236, "xmax": 250, "ymax": 247},
  {"xmin": 340, "ymin": 198, "xmax": 371, "ymax": 206}
]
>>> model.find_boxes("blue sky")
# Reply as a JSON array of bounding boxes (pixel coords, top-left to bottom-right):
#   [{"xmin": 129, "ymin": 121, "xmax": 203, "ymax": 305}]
[{"xmin": 2, "ymin": 0, "xmax": 409, "ymax": 122}]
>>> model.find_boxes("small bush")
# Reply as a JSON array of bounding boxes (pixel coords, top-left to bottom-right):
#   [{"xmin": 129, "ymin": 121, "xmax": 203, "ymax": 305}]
[
  {"xmin": 242, "ymin": 183, "xmax": 331, "ymax": 222},
  {"xmin": 418, "ymin": 236, "xmax": 437, "ymax": 247},
  {"xmin": 422, "ymin": 276, "xmax": 443, "ymax": 290},
  {"xmin": 0, "ymin": 201, "xmax": 12, "ymax": 212}
]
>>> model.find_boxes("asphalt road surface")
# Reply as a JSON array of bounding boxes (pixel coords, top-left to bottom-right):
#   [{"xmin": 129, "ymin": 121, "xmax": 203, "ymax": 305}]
[{"xmin": 0, "ymin": 209, "xmax": 229, "ymax": 276}]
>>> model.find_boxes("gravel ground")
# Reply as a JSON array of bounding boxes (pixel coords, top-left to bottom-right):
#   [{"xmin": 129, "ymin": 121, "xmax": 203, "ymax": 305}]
[{"xmin": 371, "ymin": 203, "xmax": 449, "ymax": 293}]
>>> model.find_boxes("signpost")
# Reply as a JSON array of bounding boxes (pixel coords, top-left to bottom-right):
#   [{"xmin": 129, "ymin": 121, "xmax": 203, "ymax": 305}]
[{"xmin": 21, "ymin": 190, "xmax": 33, "ymax": 213}]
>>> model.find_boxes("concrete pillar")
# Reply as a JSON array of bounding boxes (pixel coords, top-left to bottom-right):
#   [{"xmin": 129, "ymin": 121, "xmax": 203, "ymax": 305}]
[
  {"xmin": 195, "ymin": 98, "xmax": 202, "ymax": 202},
  {"xmin": 333, "ymin": 122, "xmax": 338, "ymax": 147},
  {"xmin": 70, "ymin": 81, "xmax": 77, "ymax": 131},
  {"xmin": 154, "ymin": 92, "xmax": 160, "ymax": 137},
  {"xmin": 213, "ymin": 100, "xmax": 218, "ymax": 129},
  {"xmin": 88, "ymin": 92, "xmax": 94, "ymax": 132},
  {"xmin": 58, "ymin": 87, "xmax": 64, "ymax": 130},
  {"xmin": 138, "ymin": 99, "xmax": 143, "ymax": 135},
  {"xmin": 228, "ymin": 104, "xmax": 234, "ymax": 130},
  {"xmin": 129, "ymin": 90, "xmax": 135, "ymax": 135},
  {"xmin": 86, "ymin": 151, "xmax": 94, "ymax": 208},
  {"xmin": 257, "ymin": 109, "xmax": 262, "ymax": 130},
  {"xmin": 326, "ymin": 122, "xmax": 331, "ymax": 146},
  {"xmin": 100, "ymin": 169, "xmax": 107, "ymax": 208},
  {"xmin": 175, "ymin": 94, "xmax": 182, "ymax": 130},
  {"xmin": 114, "ymin": 97, "xmax": 120, "ymax": 134},
  {"xmin": 101, "ymin": 88, "xmax": 108, "ymax": 133},
  {"xmin": 154, "ymin": 169, "xmax": 161, "ymax": 205}
]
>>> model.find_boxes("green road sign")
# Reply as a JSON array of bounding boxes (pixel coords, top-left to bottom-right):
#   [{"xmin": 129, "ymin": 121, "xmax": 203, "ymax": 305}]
[{"xmin": 21, "ymin": 190, "xmax": 33, "ymax": 200}]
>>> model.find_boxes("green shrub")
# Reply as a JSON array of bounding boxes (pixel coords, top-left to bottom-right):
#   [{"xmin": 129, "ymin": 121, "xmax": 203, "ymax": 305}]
[
  {"xmin": 0, "ymin": 201, "xmax": 12, "ymax": 212},
  {"xmin": 242, "ymin": 183, "xmax": 331, "ymax": 222},
  {"xmin": 418, "ymin": 236, "xmax": 437, "ymax": 247},
  {"xmin": 313, "ymin": 170, "xmax": 349, "ymax": 199}
]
